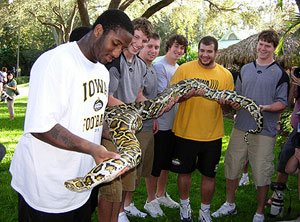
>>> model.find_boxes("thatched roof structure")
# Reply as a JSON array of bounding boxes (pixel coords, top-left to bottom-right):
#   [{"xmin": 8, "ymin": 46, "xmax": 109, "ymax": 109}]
[{"xmin": 216, "ymin": 33, "xmax": 300, "ymax": 70}]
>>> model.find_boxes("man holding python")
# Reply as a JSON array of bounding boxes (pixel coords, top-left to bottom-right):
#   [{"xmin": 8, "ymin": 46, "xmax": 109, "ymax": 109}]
[{"xmin": 9, "ymin": 9, "xmax": 134, "ymax": 222}]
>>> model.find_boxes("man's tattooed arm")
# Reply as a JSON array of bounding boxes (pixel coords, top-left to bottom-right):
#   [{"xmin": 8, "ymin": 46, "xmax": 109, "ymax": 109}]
[
  {"xmin": 31, "ymin": 124, "xmax": 91, "ymax": 153},
  {"xmin": 31, "ymin": 124, "xmax": 120, "ymax": 164}
]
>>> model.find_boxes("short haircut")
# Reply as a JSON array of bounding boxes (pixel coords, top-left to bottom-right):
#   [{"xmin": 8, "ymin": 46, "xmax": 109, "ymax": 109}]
[
  {"xmin": 70, "ymin": 26, "xmax": 91, "ymax": 42},
  {"xmin": 132, "ymin": 17, "xmax": 154, "ymax": 40},
  {"xmin": 7, "ymin": 70, "xmax": 14, "ymax": 77},
  {"xmin": 92, "ymin": 9, "xmax": 134, "ymax": 36},
  {"xmin": 258, "ymin": 29, "xmax": 279, "ymax": 48},
  {"xmin": 165, "ymin": 34, "xmax": 188, "ymax": 53},
  {"xmin": 2, "ymin": 67, "xmax": 7, "ymax": 72},
  {"xmin": 198, "ymin": 36, "xmax": 218, "ymax": 52},
  {"xmin": 150, "ymin": 32, "xmax": 161, "ymax": 41}
]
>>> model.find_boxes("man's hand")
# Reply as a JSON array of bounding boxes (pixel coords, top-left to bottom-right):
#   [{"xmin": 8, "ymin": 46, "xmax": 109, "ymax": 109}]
[
  {"xmin": 91, "ymin": 144, "xmax": 120, "ymax": 165},
  {"xmin": 153, "ymin": 119, "xmax": 159, "ymax": 134},
  {"xmin": 259, "ymin": 104, "xmax": 269, "ymax": 112},
  {"xmin": 179, "ymin": 88, "xmax": 205, "ymax": 102},
  {"xmin": 154, "ymin": 96, "xmax": 179, "ymax": 118},
  {"xmin": 217, "ymin": 97, "xmax": 229, "ymax": 105},
  {"xmin": 217, "ymin": 97, "xmax": 241, "ymax": 111},
  {"xmin": 230, "ymin": 102, "xmax": 242, "ymax": 110}
]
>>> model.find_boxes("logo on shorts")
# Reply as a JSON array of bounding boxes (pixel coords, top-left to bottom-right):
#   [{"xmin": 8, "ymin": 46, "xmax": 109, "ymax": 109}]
[{"xmin": 172, "ymin": 158, "xmax": 181, "ymax": 166}]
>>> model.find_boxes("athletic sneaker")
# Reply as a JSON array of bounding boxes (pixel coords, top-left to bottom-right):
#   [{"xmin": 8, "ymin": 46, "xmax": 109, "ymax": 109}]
[
  {"xmin": 118, "ymin": 212, "xmax": 130, "ymax": 222},
  {"xmin": 180, "ymin": 203, "xmax": 192, "ymax": 222},
  {"xmin": 239, "ymin": 174, "xmax": 250, "ymax": 186},
  {"xmin": 211, "ymin": 202, "xmax": 237, "ymax": 218},
  {"xmin": 144, "ymin": 199, "xmax": 164, "ymax": 218},
  {"xmin": 253, "ymin": 213, "xmax": 264, "ymax": 222},
  {"xmin": 156, "ymin": 192, "xmax": 180, "ymax": 208},
  {"xmin": 198, "ymin": 209, "xmax": 212, "ymax": 222},
  {"xmin": 124, "ymin": 203, "xmax": 147, "ymax": 218}
]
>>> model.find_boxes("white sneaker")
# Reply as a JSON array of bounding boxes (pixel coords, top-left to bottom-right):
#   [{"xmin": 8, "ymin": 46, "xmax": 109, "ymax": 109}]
[
  {"xmin": 198, "ymin": 209, "xmax": 212, "ymax": 222},
  {"xmin": 211, "ymin": 202, "xmax": 237, "ymax": 218},
  {"xmin": 253, "ymin": 213, "xmax": 264, "ymax": 222},
  {"xmin": 124, "ymin": 203, "xmax": 147, "ymax": 218},
  {"xmin": 180, "ymin": 203, "xmax": 192, "ymax": 222},
  {"xmin": 156, "ymin": 192, "xmax": 180, "ymax": 208},
  {"xmin": 144, "ymin": 199, "xmax": 164, "ymax": 218},
  {"xmin": 239, "ymin": 174, "xmax": 250, "ymax": 186},
  {"xmin": 118, "ymin": 212, "xmax": 130, "ymax": 222}
]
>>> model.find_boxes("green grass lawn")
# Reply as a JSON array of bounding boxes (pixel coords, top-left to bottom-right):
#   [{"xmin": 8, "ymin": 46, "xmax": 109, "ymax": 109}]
[{"xmin": 0, "ymin": 92, "xmax": 299, "ymax": 222}]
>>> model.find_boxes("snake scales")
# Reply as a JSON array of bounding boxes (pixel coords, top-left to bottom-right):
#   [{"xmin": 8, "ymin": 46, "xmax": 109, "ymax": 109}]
[{"xmin": 64, "ymin": 78, "xmax": 263, "ymax": 192}]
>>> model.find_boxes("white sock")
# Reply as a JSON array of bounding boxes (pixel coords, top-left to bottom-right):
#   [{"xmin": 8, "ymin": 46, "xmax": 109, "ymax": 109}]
[
  {"xmin": 119, "ymin": 212, "xmax": 126, "ymax": 216},
  {"xmin": 225, "ymin": 201, "xmax": 236, "ymax": 207},
  {"xmin": 201, "ymin": 203, "xmax": 210, "ymax": 211},
  {"xmin": 180, "ymin": 198, "xmax": 190, "ymax": 205},
  {"xmin": 255, "ymin": 213, "xmax": 264, "ymax": 219}
]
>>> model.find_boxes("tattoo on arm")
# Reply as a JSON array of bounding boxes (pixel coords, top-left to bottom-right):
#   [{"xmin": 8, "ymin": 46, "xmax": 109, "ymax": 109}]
[
  {"xmin": 50, "ymin": 127, "xmax": 59, "ymax": 140},
  {"xmin": 60, "ymin": 134, "xmax": 77, "ymax": 150},
  {"xmin": 50, "ymin": 125, "xmax": 79, "ymax": 151}
]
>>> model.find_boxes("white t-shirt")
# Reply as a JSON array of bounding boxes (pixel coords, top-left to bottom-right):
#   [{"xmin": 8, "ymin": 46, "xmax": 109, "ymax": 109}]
[
  {"xmin": 2, "ymin": 71, "xmax": 7, "ymax": 82},
  {"xmin": 9, "ymin": 42, "xmax": 109, "ymax": 213}
]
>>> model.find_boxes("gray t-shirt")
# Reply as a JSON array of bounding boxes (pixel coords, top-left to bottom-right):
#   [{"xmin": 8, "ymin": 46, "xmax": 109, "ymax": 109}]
[
  {"xmin": 107, "ymin": 53, "xmax": 146, "ymax": 103},
  {"xmin": 154, "ymin": 57, "xmax": 179, "ymax": 131},
  {"xmin": 141, "ymin": 65, "xmax": 158, "ymax": 131},
  {"xmin": 234, "ymin": 61, "xmax": 289, "ymax": 137}
]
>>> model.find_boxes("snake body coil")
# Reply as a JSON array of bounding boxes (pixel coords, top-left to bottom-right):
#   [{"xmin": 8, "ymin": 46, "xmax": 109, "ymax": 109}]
[{"xmin": 64, "ymin": 78, "xmax": 263, "ymax": 192}]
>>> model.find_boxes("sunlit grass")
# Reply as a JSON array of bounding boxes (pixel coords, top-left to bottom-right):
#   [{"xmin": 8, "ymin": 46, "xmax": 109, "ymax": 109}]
[{"xmin": 0, "ymin": 95, "xmax": 27, "ymax": 222}]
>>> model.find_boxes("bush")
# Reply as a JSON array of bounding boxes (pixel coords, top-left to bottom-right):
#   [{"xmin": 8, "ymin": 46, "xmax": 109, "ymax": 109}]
[
  {"xmin": 177, "ymin": 46, "xmax": 198, "ymax": 65},
  {"xmin": 15, "ymin": 76, "xmax": 29, "ymax": 85},
  {"xmin": 280, "ymin": 108, "xmax": 293, "ymax": 136}
]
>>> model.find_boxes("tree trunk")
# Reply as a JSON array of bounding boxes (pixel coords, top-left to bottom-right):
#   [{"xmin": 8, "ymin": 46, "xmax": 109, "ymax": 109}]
[
  {"xmin": 108, "ymin": 0, "xmax": 122, "ymax": 9},
  {"xmin": 141, "ymin": 0, "xmax": 175, "ymax": 18},
  {"xmin": 296, "ymin": 0, "xmax": 300, "ymax": 12},
  {"xmin": 78, "ymin": 0, "xmax": 176, "ymax": 22},
  {"xmin": 77, "ymin": 0, "xmax": 90, "ymax": 27}
]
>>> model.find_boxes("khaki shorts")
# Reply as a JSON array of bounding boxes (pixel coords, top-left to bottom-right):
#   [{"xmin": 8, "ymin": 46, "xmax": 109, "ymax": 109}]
[
  {"xmin": 135, "ymin": 131, "xmax": 154, "ymax": 187},
  {"xmin": 225, "ymin": 128, "xmax": 276, "ymax": 186},
  {"xmin": 98, "ymin": 138, "xmax": 136, "ymax": 202}
]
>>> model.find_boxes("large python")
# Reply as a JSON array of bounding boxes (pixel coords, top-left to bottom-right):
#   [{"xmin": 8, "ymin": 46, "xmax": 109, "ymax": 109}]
[{"xmin": 64, "ymin": 78, "xmax": 263, "ymax": 192}]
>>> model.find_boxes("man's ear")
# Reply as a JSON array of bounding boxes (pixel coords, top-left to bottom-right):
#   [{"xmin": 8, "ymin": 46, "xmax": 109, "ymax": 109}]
[{"xmin": 93, "ymin": 24, "xmax": 104, "ymax": 38}]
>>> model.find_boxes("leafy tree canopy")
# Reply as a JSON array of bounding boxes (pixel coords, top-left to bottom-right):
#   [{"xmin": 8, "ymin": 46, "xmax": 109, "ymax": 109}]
[{"xmin": 0, "ymin": 0, "xmax": 298, "ymax": 74}]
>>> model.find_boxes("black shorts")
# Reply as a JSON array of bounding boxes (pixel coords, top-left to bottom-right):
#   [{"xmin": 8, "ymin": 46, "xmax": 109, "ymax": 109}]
[
  {"xmin": 17, "ymin": 187, "xmax": 98, "ymax": 222},
  {"xmin": 171, "ymin": 136, "xmax": 222, "ymax": 178},
  {"xmin": 151, "ymin": 130, "xmax": 176, "ymax": 177}
]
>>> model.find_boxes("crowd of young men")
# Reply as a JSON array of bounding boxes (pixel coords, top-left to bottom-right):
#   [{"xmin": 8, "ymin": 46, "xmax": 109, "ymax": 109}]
[{"xmin": 8, "ymin": 8, "xmax": 297, "ymax": 222}]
